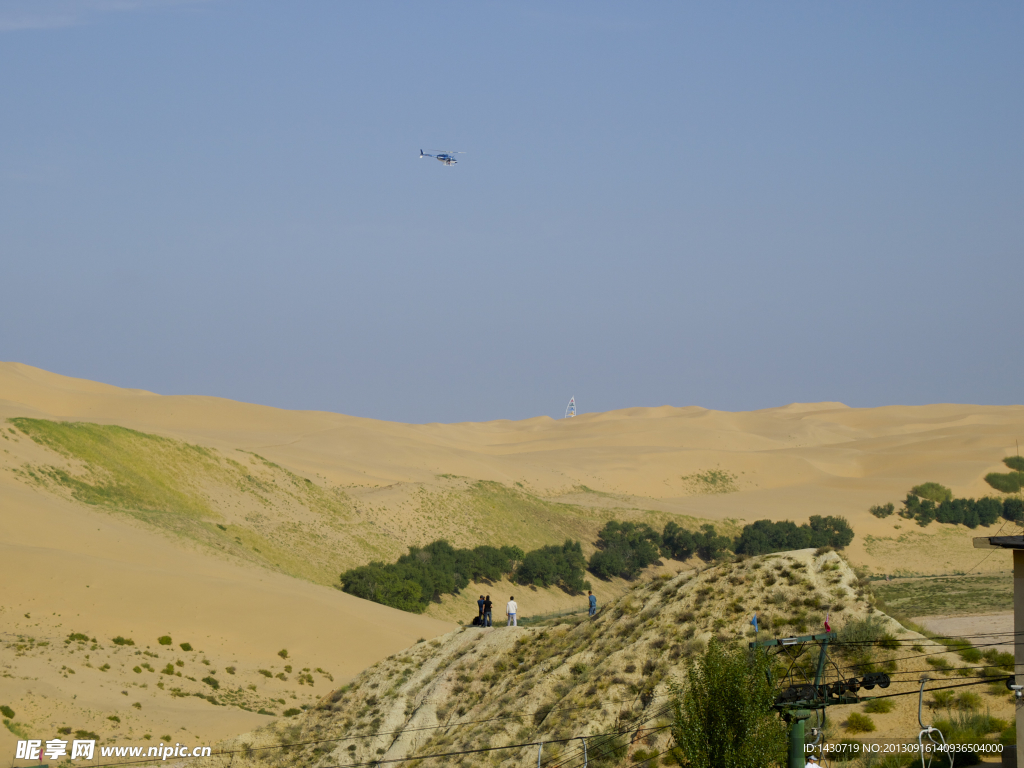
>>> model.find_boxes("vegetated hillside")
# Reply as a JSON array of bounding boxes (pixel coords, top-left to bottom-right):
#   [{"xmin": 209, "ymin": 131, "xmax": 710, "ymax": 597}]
[
  {"xmin": 4, "ymin": 419, "xmax": 723, "ymax": 588},
  {"xmin": 186, "ymin": 550, "xmax": 1013, "ymax": 768}
]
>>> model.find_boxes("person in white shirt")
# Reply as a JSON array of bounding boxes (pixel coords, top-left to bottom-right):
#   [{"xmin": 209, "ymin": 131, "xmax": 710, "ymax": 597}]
[
  {"xmin": 506, "ymin": 596, "xmax": 518, "ymax": 626},
  {"xmin": 805, "ymin": 754, "xmax": 820, "ymax": 768}
]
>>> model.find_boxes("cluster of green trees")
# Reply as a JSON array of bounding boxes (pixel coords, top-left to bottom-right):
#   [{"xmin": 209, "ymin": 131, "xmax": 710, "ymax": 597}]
[
  {"xmin": 731, "ymin": 516, "xmax": 854, "ymax": 556},
  {"xmin": 514, "ymin": 540, "xmax": 589, "ymax": 593},
  {"xmin": 343, "ymin": 516, "xmax": 859, "ymax": 612},
  {"xmin": 588, "ymin": 521, "xmax": 663, "ymax": 580},
  {"xmin": 662, "ymin": 522, "xmax": 734, "ymax": 562},
  {"xmin": 870, "ymin": 482, "xmax": 1023, "ymax": 528},
  {"xmin": 587, "ymin": 516, "xmax": 854, "ymax": 580},
  {"xmin": 587, "ymin": 521, "xmax": 733, "ymax": 580},
  {"xmin": 340, "ymin": 539, "xmax": 589, "ymax": 612}
]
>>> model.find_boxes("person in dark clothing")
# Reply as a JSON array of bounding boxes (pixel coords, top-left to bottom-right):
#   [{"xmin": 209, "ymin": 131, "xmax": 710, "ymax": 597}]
[
  {"xmin": 477, "ymin": 595, "xmax": 485, "ymax": 620},
  {"xmin": 483, "ymin": 595, "xmax": 493, "ymax": 627}
]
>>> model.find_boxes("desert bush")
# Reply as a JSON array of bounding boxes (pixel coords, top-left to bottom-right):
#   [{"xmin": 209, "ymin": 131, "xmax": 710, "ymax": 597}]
[
  {"xmin": 987, "ymin": 471, "xmax": 1023, "ymax": 494},
  {"xmin": 957, "ymin": 647, "xmax": 982, "ymax": 664},
  {"xmin": 0, "ymin": 706, "xmax": 14, "ymax": 718},
  {"xmin": 878, "ymin": 633, "xmax": 900, "ymax": 650},
  {"xmin": 912, "ymin": 483, "xmax": 953, "ymax": 504},
  {"xmin": 863, "ymin": 699, "xmax": 895, "ymax": 714},
  {"xmin": 157, "ymin": 636, "xmax": 172, "ymax": 645},
  {"xmin": 179, "ymin": 642, "xmax": 192, "ymax": 651},
  {"xmin": 955, "ymin": 692, "xmax": 982, "ymax": 711},
  {"xmin": 927, "ymin": 657, "xmax": 953, "ymax": 673},
  {"xmin": 869, "ymin": 503, "xmax": 895, "ymax": 518},
  {"xmin": 845, "ymin": 713, "xmax": 876, "ymax": 733},
  {"xmin": 112, "ymin": 636, "xmax": 135, "ymax": 646},
  {"xmin": 934, "ymin": 710, "xmax": 1006, "ymax": 766},
  {"xmin": 838, "ymin": 616, "xmax": 887, "ymax": 645}
]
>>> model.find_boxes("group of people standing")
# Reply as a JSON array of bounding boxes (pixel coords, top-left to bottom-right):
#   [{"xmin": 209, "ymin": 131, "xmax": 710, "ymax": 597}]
[
  {"xmin": 474, "ymin": 591, "xmax": 598, "ymax": 627},
  {"xmin": 476, "ymin": 595, "xmax": 518, "ymax": 627}
]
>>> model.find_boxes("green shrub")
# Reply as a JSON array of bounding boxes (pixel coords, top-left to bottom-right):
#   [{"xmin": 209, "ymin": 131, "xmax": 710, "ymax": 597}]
[
  {"xmin": 258, "ymin": 669, "xmax": 272, "ymax": 677},
  {"xmin": 1006, "ymin": 456, "xmax": 1024, "ymax": 472},
  {"xmin": 863, "ymin": 699, "xmax": 895, "ymax": 714},
  {"xmin": 930, "ymin": 690, "xmax": 955, "ymax": 709},
  {"xmin": 845, "ymin": 713, "xmax": 876, "ymax": 733},
  {"xmin": 870, "ymin": 503, "xmax": 895, "ymax": 518},
  {"xmin": 1000, "ymin": 723, "xmax": 1016, "ymax": 746},
  {"xmin": 0, "ymin": 706, "xmax": 14, "ymax": 718},
  {"xmin": 202, "ymin": 676, "xmax": 219, "ymax": 690},
  {"xmin": 955, "ymin": 692, "xmax": 982, "ymax": 711},
  {"xmin": 161, "ymin": 664, "xmax": 175, "ymax": 675},
  {"xmin": 985, "ymin": 651, "xmax": 1013, "ymax": 670},
  {"xmin": 278, "ymin": 649, "xmax": 288, "ymax": 659},
  {"xmin": 283, "ymin": 708, "xmax": 301, "ymax": 717},
  {"xmin": 912, "ymin": 483, "xmax": 953, "ymax": 504},
  {"xmin": 179, "ymin": 642, "xmax": 193, "ymax": 651},
  {"xmin": 157, "ymin": 636, "xmax": 172, "ymax": 645},
  {"xmin": 878, "ymin": 633, "xmax": 899, "ymax": 650},
  {"xmin": 67, "ymin": 632, "xmax": 89, "ymax": 642},
  {"xmin": 927, "ymin": 657, "xmax": 953, "ymax": 672},
  {"xmin": 934, "ymin": 710, "xmax": 1006, "ymax": 766},
  {"xmin": 108, "ymin": 716, "xmax": 120, "ymax": 723},
  {"xmin": 838, "ymin": 616, "xmax": 886, "ymax": 645},
  {"xmin": 112, "ymin": 636, "xmax": 135, "ymax": 646},
  {"xmin": 957, "ymin": 647, "xmax": 982, "ymax": 664},
  {"xmin": 225, "ymin": 666, "xmax": 236, "ymax": 674},
  {"xmin": 986, "ymin": 472, "xmax": 1023, "ymax": 494}
]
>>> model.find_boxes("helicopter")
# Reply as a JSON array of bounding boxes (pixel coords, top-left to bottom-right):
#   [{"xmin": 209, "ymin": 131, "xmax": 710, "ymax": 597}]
[{"xmin": 420, "ymin": 149, "xmax": 464, "ymax": 166}]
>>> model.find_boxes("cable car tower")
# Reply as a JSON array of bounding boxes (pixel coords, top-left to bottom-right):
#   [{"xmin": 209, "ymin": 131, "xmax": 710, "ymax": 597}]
[{"xmin": 565, "ymin": 397, "xmax": 576, "ymax": 418}]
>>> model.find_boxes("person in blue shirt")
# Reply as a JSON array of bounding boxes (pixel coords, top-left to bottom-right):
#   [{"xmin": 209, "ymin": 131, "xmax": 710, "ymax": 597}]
[
  {"xmin": 588, "ymin": 590, "xmax": 597, "ymax": 616},
  {"xmin": 477, "ymin": 595, "xmax": 485, "ymax": 621}
]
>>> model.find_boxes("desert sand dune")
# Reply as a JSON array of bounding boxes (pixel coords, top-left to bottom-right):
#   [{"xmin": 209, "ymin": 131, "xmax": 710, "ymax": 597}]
[{"xmin": 1, "ymin": 361, "xmax": 1022, "ymax": 752}]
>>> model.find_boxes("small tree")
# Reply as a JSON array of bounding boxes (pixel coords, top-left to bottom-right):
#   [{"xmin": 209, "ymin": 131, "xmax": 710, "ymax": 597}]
[{"xmin": 670, "ymin": 640, "xmax": 786, "ymax": 768}]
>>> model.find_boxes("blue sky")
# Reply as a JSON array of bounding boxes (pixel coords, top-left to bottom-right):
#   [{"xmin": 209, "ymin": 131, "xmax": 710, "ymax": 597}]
[{"xmin": 2, "ymin": 1, "xmax": 1021, "ymax": 423}]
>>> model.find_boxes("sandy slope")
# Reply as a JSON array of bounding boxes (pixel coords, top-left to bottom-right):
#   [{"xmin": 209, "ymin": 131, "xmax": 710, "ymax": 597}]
[
  {"xmin": 2, "ymin": 361, "xmax": 1021, "ymax": 577},
  {"xmin": 1, "ymin": 361, "xmax": 1022, "ymax": 755}
]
